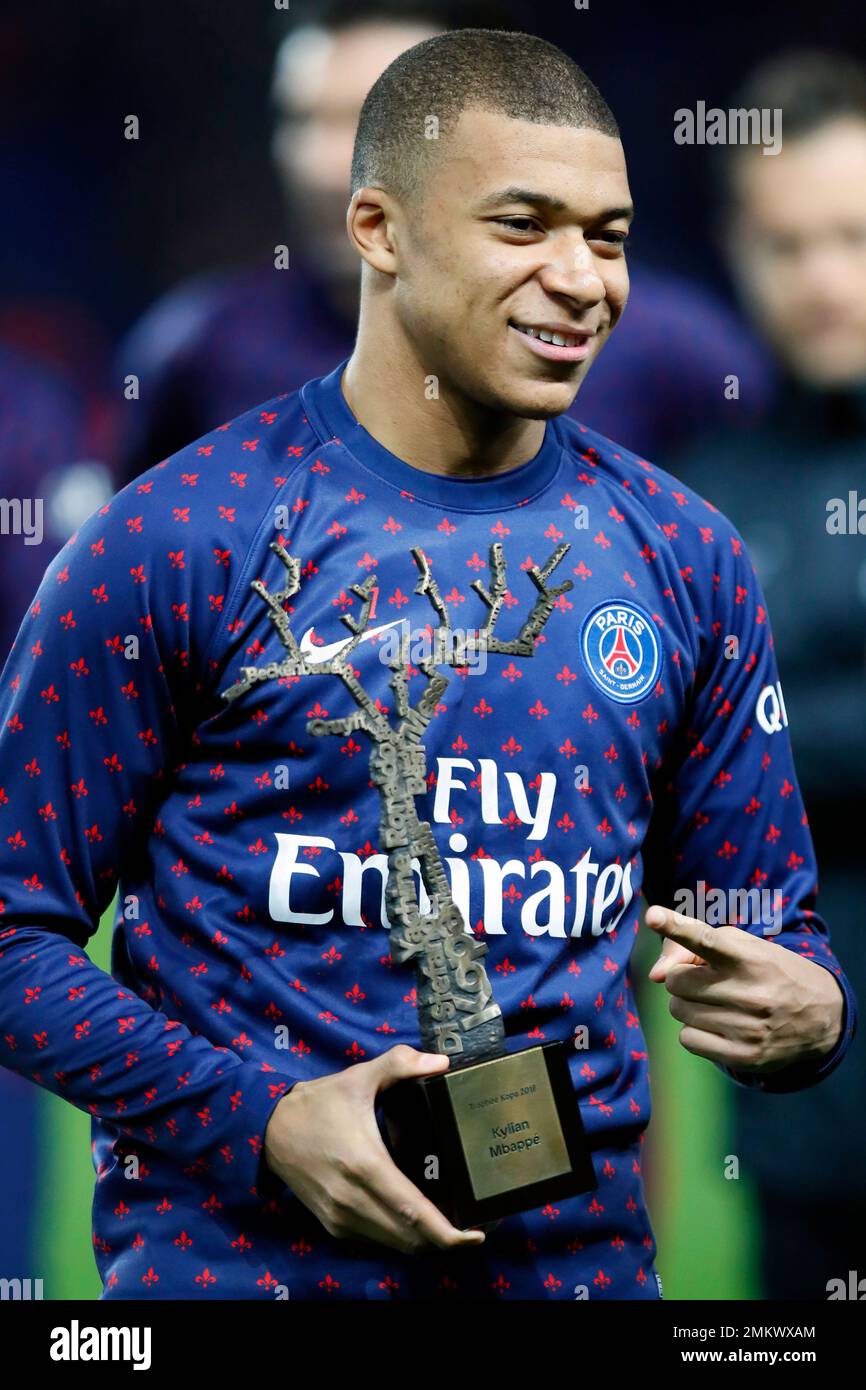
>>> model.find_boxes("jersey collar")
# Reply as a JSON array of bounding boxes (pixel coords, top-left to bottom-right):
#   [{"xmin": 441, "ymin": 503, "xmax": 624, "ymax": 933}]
[{"xmin": 300, "ymin": 357, "xmax": 565, "ymax": 511}]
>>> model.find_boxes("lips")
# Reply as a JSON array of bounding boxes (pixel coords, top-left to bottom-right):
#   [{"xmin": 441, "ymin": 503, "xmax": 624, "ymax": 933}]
[
  {"xmin": 509, "ymin": 321, "xmax": 596, "ymax": 363},
  {"xmin": 511, "ymin": 322, "xmax": 593, "ymax": 348}
]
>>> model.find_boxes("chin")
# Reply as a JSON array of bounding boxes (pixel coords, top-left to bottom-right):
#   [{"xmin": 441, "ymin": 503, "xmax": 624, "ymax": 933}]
[
  {"xmin": 506, "ymin": 378, "xmax": 583, "ymax": 420},
  {"xmin": 792, "ymin": 353, "xmax": 866, "ymax": 389}
]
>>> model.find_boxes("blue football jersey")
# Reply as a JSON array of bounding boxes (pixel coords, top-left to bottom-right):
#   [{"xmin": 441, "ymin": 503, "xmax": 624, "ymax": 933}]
[{"xmin": 0, "ymin": 358, "xmax": 856, "ymax": 1299}]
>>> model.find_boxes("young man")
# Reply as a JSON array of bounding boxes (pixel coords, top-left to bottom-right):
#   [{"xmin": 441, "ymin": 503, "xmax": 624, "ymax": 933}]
[{"xmin": 0, "ymin": 29, "xmax": 856, "ymax": 1300}]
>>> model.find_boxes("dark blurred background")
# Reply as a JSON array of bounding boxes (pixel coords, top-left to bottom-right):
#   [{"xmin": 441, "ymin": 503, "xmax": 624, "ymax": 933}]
[{"xmin": 4, "ymin": 0, "xmax": 863, "ymax": 334}]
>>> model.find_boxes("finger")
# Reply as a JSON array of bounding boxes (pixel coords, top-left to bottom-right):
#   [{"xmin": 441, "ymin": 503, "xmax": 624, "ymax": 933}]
[
  {"xmin": 645, "ymin": 905, "xmax": 743, "ymax": 969},
  {"xmin": 352, "ymin": 1117, "xmax": 486, "ymax": 1250},
  {"xmin": 664, "ymin": 961, "xmax": 740, "ymax": 1004},
  {"xmin": 340, "ymin": 1047, "xmax": 484, "ymax": 1249},
  {"xmin": 319, "ymin": 1104, "xmax": 486, "ymax": 1254},
  {"xmin": 667, "ymin": 994, "xmax": 764, "ymax": 1040},
  {"xmin": 336, "ymin": 1181, "xmax": 467, "ymax": 1256},
  {"xmin": 355, "ymin": 1150, "xmax": 483, "ymax": 1251},
  {"xmin": 362, "ymin": 1042, "xmax": 451, "ymax": 1098},
  {"xmin": 335, "ymin": 1183, "xmax": 434, "ymax": 1255},
  {"xmin": 675, "ymin": 1024, "xmax": 763, "ymax": 1070},
  {"xmin": 647, "ymin": 936, "xmax": 701, "ymax": 982}
]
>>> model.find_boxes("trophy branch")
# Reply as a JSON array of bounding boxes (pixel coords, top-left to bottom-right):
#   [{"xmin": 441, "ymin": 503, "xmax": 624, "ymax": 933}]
[{"xmin": 221, "ymin": 539, "xmax": 574, "ymax": 1069}]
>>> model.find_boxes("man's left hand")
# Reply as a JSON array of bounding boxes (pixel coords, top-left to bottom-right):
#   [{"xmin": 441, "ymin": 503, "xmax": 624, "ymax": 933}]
[{"xmin": 645, "ymin": 905, "xmax": 844, "ymax": 1076}]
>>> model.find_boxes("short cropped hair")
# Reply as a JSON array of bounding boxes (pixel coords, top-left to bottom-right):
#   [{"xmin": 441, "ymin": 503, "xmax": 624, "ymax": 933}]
[{"xmin": 349, "ymin": 28, "xmax": 619, "ymax": 208}]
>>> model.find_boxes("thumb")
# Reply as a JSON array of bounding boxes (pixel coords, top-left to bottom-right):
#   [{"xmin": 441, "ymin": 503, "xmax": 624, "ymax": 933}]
[
  {"xmin": 370, "ymin": 1043, "xmax": 451, "ymax": 1094},
  {"xmin": 647, "ymin": 935, "xmax": 701, "ymax": 982},
  {"xmin": 645, "ymin": 904, "xmax": 705, "ymax": 981}
]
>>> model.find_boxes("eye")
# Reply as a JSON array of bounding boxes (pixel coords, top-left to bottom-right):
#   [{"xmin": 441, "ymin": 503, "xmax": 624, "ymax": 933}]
[
  {"xmin": 494, "ymin": 216, "xmax": 543, "ymax": 234},
  {"xmin": 591, "ymin": 230, "xmax": 629, "ymax": 251}
]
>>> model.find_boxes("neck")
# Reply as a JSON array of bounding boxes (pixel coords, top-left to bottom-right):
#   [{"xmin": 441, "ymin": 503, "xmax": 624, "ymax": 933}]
[{"xmin": 341, "ymin": 310, "xmax": 548, "ymax": 479}]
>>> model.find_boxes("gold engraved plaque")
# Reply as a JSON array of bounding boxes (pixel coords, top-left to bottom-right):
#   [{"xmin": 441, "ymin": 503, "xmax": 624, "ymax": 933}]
[{"xmin": 445, "ymin": 1046, "xmax": 571, "ymax": 1201}]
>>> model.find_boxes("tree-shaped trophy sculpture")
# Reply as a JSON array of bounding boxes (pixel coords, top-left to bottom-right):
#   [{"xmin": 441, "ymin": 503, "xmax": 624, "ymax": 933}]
[{"xmin": 221, "ymin": 539, "xmax": 598, "ymax": 1226}]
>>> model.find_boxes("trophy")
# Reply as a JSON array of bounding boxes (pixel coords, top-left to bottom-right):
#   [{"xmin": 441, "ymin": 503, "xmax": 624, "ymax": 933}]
[{"xmin": 221, "ymin": 537, "xmax": 598, "ymax": 1228}]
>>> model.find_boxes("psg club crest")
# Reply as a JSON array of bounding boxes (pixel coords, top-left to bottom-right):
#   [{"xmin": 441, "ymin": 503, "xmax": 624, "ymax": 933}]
[{"xmin": 580, "ymin": 599, "xmax": 662, "ymax": 704}]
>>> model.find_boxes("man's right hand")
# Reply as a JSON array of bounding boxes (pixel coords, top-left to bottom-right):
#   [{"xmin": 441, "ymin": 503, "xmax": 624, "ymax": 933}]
[{"xmin": 263, "ymin": 1043, "xmax": 487, "ymax": 1255}]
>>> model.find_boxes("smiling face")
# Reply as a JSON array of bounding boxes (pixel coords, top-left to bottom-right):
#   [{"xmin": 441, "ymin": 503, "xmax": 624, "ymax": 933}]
[{"xmin": 356, "ymin": 106, "xmax": 633, "ymax": 420}]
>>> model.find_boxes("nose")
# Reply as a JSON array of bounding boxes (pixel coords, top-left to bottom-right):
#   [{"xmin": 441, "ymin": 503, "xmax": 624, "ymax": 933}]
[{"xmin": 538, "ymin": 235, "xmax": 606, "ymax": 307}]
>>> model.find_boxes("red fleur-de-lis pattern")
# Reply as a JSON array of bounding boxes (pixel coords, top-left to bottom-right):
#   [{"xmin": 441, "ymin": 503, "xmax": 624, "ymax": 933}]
[{"xmin": 0, "ymin": 360, "xmax": 856, "ymax": 1299}]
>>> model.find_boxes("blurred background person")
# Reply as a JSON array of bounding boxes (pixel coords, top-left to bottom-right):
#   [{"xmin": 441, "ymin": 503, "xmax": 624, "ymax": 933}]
[
  {"xmin": 1, "ymin": 0, "xmax": 120, "ymax": 1279},
  {"xmin": 0, "ymin": 347, "xmax": 112, "ymax": 655},
  {"xmin": 673, "ymin": 50, "xmax": 866, "ymax": 1299},
  {"xmin": 0, "ymin": 344, "xmax": 114, "ymax": 1280},
  {"xmin": 113, "ymin": 0, "xmax": 773, "ymax": 487}
]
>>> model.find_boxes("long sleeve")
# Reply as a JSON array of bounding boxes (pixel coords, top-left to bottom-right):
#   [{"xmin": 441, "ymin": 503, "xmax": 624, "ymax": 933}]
[
  {"xmin": 0, "ymin": 468, "xmax": 298, "ymax": 1191},
  {"xmin": 643, "ymin": 515, "xmax": 858, "ymax": 1093}
]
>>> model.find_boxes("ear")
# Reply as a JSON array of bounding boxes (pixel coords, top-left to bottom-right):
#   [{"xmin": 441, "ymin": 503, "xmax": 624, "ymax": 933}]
[{"xmin": 346, "ymin": 187, "xmax": 399, "ymax": 277}]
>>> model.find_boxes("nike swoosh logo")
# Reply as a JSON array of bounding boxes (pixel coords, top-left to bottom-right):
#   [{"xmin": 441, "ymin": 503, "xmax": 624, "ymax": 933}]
[{"xmin": 299, "ymin": 618, "xmax": 406, "ymax": 665}]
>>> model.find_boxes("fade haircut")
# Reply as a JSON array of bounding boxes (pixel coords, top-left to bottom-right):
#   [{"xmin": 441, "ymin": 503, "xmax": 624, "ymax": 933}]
[{"xmin": 350, "ymin": 28, "xmax": 620, "ymax": 210}]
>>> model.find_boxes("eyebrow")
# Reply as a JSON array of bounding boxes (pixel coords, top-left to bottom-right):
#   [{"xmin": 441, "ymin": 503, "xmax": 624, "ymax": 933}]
[{"xmin": 475, "ymin": 186, "xmax": 634, "ymax": 222}]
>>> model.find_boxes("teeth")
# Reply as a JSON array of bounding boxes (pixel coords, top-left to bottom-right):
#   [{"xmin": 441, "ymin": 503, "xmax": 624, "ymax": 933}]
[{"xmin": 516, "ymin": 325, "xmax": 583, "ymax": 348}]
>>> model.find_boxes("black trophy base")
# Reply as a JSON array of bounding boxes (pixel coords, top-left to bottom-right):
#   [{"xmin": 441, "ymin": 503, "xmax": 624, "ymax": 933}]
[{"xmin": 379, "ymin": 1039, "xmax": 598, "ymax": 1228}]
